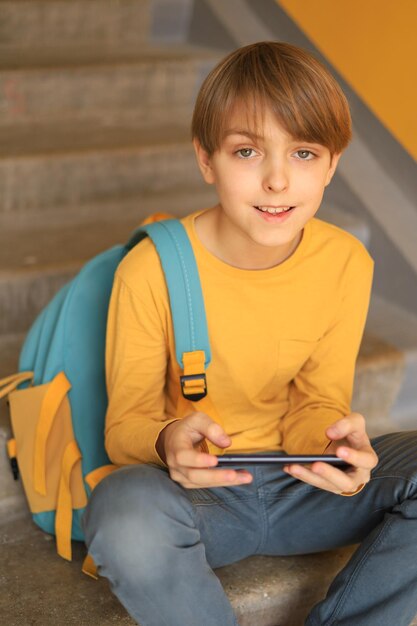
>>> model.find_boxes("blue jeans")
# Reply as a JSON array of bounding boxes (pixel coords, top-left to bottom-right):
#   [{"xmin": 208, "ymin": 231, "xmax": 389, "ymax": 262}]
[{"xmin": 82, "ymin": 432, "xmax": 417, "ymax": 626}]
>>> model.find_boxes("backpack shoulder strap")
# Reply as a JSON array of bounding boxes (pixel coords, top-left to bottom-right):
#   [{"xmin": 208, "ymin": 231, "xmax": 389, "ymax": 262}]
[{"xmin": 128, "ymin": 219, "xmax": 211, "ymax": 401}]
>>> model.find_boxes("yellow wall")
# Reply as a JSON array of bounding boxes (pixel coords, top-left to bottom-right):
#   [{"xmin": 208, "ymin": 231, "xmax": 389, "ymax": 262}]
[{"xmin": 277, "ymin": 0, "xmax": 417, "ymax": 161}]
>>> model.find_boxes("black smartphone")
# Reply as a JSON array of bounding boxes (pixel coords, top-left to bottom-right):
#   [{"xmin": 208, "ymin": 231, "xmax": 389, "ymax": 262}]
[{"xmin": 216, "ymin": 454, "xmax": 350, "ymax": 468}]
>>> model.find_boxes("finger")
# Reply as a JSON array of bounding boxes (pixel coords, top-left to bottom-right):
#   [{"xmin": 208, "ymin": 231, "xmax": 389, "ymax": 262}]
[
  {"xmin": 336, "ymin": 445, "xmax": 378, "ymax": 471},
  {"xmin": 187, "ymin": 467, "xmax": 253, "ymax": 487},
  {"xmin": 285, "ymin": 462, "xmax": 367, "ymax": 494},
  {"xmin": 180, "ymin": 467, "xmax": 253, "ymax": 489},
  {"xmin": 174, "ymin": 449, "xmax": 218, "ymax": 469},
  {"xmin": 310, "ymin": 461, "xmax": 370, "ymax": 491}
]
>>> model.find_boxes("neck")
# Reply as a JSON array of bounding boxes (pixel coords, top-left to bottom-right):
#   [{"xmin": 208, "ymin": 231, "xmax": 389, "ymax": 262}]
[{"xmin": 195, "ymin": 206, "xmax": 302, "ymax": 270}]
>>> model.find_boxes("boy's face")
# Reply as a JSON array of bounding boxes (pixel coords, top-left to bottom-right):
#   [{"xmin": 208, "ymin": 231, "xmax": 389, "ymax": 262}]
[{"xmin": 194, "ymin": 104, "xmax": 341, "ymax": 268}]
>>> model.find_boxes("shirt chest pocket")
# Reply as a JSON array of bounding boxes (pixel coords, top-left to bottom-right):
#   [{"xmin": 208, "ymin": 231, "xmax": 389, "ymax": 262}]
[
  {"xmin": 253, "ymin": 338, "xmax": 319, "ymax": 403},
  {"xmin": 277, "ymin": 338, "xmax": 320, "ymax": 387}
]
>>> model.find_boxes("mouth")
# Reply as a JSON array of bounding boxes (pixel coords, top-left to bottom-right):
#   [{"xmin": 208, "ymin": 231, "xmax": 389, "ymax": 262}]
[{"xmin": 254, "ymin": 205, "xmax": 295, "ymax": 215}]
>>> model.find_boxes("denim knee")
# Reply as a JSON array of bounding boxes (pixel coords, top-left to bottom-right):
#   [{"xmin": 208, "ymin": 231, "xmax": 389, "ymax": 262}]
[
  {"xmin": 82, "ymin": 464, "xmax": 196, "ymax": 580},
  {"xmin": 372, "ymin": 431, "xmax": 417, "ymax": 487}
]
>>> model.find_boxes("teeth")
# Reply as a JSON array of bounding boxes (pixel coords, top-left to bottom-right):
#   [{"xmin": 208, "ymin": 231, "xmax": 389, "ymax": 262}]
[{"xmin": 257, "ymin": 206, "xmax": 292, "ymax": 214}]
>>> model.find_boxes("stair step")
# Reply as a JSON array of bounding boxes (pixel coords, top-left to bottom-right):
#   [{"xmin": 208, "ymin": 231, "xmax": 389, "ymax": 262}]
[
  {"xmin": 0, "ymin": 120, "xmax": 191, "ymax": 158},
  {"xmin": 0, "ymin": 513, "xmax": 354, "ymax": 625},
  {"xmin": 0, "ymin": 45, "xmax": 220, "ymax": 127},
  {"xmin": 0, "ymin": 0, "xmax": 151, "ymax": 51},
  {"xmin": 366, "ymin": 295, "xmax": 417, "ymax": 428},
  {"xmin": 0, "ymin": 123, "xmax": 203, "ymax": 213},
  {"xmin": 1, "ymin": 515, "xmax": 416, "ymax": 626},
  {"xmin": 0, "ymin": 42, "xmax": 219, "ymax": 70},
  {"xmin": 0, "ymin": 185, "xmax": 218, "ymax": 334},
  {"xmin": 353, "ymin": 332, "xmax": 405, "ymax": 436},
  {"xmin": 0, "ymin": 188, "xmax": 220, "ymax": 270}
]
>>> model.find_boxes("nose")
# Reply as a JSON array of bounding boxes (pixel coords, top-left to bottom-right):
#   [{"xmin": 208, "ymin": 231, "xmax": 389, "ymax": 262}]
[{"xmin": 262, "ymin": 157, "xmax": 289, "ymax": 193}]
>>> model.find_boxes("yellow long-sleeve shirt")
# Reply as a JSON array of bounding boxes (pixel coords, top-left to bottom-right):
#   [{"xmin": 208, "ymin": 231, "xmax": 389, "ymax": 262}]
[{"xmin": 105, "ymin": 209, "xmax": 374, "ymax": 466}]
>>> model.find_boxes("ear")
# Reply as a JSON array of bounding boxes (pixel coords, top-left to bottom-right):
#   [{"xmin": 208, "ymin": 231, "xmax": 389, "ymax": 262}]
[
  {"xmin": 324, "ymin": 152, "xmax": 342, "ymax": 187},
  {"xmin": 193, "ymin": 138, "xmax": 216, "ymax": 184}
]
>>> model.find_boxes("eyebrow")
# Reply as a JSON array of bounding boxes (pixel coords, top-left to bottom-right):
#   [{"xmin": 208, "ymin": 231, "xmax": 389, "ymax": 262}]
[
  {"xmin": 223, "ymin": 129, "xmax": 263, "ymax": 141},
  {"xmin": 223, "ymin": 128, "xmax": 326, "ymax": 151}
]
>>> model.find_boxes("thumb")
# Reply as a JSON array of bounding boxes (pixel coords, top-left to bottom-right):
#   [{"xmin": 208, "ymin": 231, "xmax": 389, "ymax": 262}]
[
  {"xmin": 207, "ymin": 422, "xmax": 231, "ymax": 449},
  {"xmin": 326, "ymin": 414, "xmax": 368, "ymax": 449},
  {"xmin": 186, "ymin": 412, "xmax": 231, "ymax": 448}
]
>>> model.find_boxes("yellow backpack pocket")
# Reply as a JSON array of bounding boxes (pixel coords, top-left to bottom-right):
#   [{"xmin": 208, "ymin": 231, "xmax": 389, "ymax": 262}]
[{"xmin": 6, "ymin": 371, "xmax": 87, "ymax": 560}]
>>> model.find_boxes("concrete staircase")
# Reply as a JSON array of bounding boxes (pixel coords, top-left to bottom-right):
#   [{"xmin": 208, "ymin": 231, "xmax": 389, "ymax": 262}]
[{"xmin": 1, "ymin": 1, "xmax": 417, "ymax": 625}]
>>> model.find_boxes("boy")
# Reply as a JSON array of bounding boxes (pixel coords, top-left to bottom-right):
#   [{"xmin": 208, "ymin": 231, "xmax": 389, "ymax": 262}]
[{"xmin": 83, "ymin": 42, "xmax": 417, "ymax": 626}]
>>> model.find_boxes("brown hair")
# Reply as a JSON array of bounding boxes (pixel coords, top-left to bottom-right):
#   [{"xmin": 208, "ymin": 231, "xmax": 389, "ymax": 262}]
[{"xmin": 191, "ymin": 41, "xmax": 352, "ymax": 155}]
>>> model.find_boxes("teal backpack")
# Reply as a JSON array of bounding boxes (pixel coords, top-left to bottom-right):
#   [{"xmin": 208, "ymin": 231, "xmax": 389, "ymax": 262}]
[{"xmin": 0, "ymin": 215, "xmax": 212, "ymax": 570}]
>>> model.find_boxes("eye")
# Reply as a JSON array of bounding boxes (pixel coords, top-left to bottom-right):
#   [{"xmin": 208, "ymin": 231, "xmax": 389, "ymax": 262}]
[
  {"xmin": 236, "ymin": 148, "xmax": 256, "ymax": 159},
  {"xmin": 294, "ymin": 150, "xmax": 315, "ymax": 160}
]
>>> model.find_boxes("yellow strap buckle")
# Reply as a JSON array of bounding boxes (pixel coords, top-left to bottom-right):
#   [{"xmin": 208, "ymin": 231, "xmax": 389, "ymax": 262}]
[
  {"xmin": 181, "ymin": 351, "xmax": 207, "ymax": 401},
  {"xmin": 180, "ymin": 374, "xmax": 207, "ymax": 401}
]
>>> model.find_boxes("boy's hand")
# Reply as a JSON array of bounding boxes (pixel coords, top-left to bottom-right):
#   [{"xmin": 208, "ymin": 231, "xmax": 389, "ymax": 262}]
[
  {"xmin": 284, "ymin": 412, "xmax": 378, "ymax": 495},
  {"xmin": 156, "ymin": 412, "xmax": 253, "ymax": 489}
]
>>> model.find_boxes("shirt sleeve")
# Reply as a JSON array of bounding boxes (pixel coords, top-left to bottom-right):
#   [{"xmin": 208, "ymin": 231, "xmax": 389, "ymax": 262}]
[
  {"xmin": 279, "ymin": 250, "xmax": 374, "ymax": 454},
  {"xmin": 104, "ymin": 259, "xmax": 178, "ymax": 466}
]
